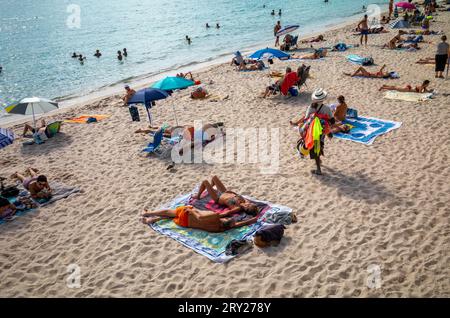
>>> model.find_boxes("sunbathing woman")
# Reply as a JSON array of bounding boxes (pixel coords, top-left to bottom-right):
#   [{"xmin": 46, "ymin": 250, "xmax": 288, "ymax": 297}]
[
  {"xmin": 136, "ymin": 123, "xmax": 224, "ymax": 142},
  {"xmin": 292, "ymin": 48, "xmax": 328, "ymax": 59},
  {"xmin": 301, "ymin": 34, "xmax": 325, "ymax": 43},
  {"xmin": 196, "ymin": 176, "xmax": 259, "ymax": 216},
  {"xmin": 140, "ymin": 205, "xmax": 258, "ymax": 232},
  {"xmin": 379, "ymin": 80, "xmax": 433, "ymax": 93},
  {"xmin": 344, "ymin": 64, "xmax": 392, "ymax": 78},
  {"xmin": 416, "ymin": 57, "xmax": 435, "ymax": 64},
  {"xmin": 12, "ymin": 168, "xmax": 52, "ymax": 200},
  {"xmin": 383, "ymin": 32, "xmax": 405, "ymax": 49}
]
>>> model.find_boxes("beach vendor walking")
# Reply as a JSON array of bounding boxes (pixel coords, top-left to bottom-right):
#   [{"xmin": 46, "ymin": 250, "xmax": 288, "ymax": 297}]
[
  {"xmin": 296, "ymin": 88, "xmax": 335, "ymax": 175},
  {"xmin": 435, "ymin": 35, "xmax": 449, "ymax": 79}
]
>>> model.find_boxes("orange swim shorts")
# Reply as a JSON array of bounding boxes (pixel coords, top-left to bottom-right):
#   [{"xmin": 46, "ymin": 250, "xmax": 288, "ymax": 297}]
[{"xmin": 173, "ymin": 206, "xmax": 192, "ymax": 227}]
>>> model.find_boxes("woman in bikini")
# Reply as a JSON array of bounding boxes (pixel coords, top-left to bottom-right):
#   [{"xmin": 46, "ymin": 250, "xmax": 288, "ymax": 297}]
[
  {"xmin": 344, "ymin": 64, "xmax": 391, "ymax": 78},
  {"xmin": 196, "ymin": 176, "xmax": 259, "ymax": 216},
  {"xmin": 379, "ymin": 80, "xmax": 433, "ymax": 93}
]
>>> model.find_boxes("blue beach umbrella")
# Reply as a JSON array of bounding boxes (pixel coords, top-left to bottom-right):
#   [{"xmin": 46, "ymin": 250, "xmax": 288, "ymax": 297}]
[
  {"xmin": 0, "ymin": 128, "xmax": 14, "ymax": 149},
  {"xmin": 249, "ymin": 47, "xmax": 290, "ymax": 60},
  {"xmin": 151, "ymin": 76, "xmax": 195, "ymax": 91},
  {"xmin": 127, "ymin": 88, "xmax": 177, "ymax": 125}
]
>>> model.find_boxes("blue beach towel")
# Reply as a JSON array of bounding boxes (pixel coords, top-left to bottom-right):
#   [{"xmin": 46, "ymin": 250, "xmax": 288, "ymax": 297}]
[
  {"xmin": 347, "ymin": 54, "xmax": 374, "ymax": 65},
  {"xmin": 148, "ymin": 187, "xmax": 292, "ymax": 263},
  {"xmin": 334, "ymin": 116, "xmax": 402, "ymax": 145}
]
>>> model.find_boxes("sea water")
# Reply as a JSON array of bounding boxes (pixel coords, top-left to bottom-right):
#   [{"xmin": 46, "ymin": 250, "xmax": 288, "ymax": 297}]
[{"xmin": 0, "ymin": 0, "xmax": 388, "ymax": 121}]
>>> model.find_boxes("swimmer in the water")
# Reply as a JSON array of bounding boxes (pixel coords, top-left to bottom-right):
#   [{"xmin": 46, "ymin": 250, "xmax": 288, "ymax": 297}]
[
  {"xmin": 271, "ymin": 10, "xmax": 275, "ymax": 15},
  {"xmin": 71, "ymin": 52, "xmax": 78, "ymax": 58},
  {"xmin": 94, "ymin": 49, "xmax": 102, "ymax": 58},
  {"xmin": 117, "ymin": 50, "xmax": 123, "ymax": 61},
  {"xmin": 206, "ymin": 23, "xmax": 210, "ymax": 28},
  {"xmin": 123, "ymin": 48, "xmax": 128, "ymax": 57},
  {"xmin": 279, "ymin": 9, "xmax": 282, "ymax": 16},
  {"xmin": 186, "ymin": 35, "xmax": 192, "ymax": 45},
  {"xmin": 216, "ymin": 23, "xmax": 220, "ymax": 29},
  {"xmin": 78, "ymin": 54, "xmax": 86, "ymax": 63}
]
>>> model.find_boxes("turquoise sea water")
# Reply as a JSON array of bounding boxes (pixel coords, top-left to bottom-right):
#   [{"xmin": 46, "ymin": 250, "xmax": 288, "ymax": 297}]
[{"xmin": 0, "ymin": 0, "xmax": 388, "ymax": 115}]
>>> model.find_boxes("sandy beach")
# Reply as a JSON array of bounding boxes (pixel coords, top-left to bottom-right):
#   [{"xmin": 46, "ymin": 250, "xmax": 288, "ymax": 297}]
[{"xmin": 1, "ymin": 8, "xmax": 449, "ymax": 298}]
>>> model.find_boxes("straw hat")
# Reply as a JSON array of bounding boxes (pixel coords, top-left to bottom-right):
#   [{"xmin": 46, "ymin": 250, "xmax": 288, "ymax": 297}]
[{"xmin": 311, "ymin": 88, "xmax": 328, "ymax": 102}]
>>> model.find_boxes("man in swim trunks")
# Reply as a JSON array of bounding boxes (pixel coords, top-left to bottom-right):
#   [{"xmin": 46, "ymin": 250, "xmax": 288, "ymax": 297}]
[
  {"xmin": 344, "ymin": 64, "xmax": 392, "ymax": 78},
  {"xmin": 12, "ymin": 168, "xmax": 52, "ymax": 200},
  {"xmin": 196, "ymin": 176, "xmax": 259, "ymax": 216},
  {"xmin": 122, "ymin": 85, "xmax": 136, "ymax": 105},
  {"xmin": 140, "ymin": 205, "xmax": 258, "ymax": 232},
  {"xmin": 358, "ymin": 15, "xmax": 369, "ymax": 46},
  {"xmin": 274, "ymin": 21, "xmax": 281, "ymax": 47}
]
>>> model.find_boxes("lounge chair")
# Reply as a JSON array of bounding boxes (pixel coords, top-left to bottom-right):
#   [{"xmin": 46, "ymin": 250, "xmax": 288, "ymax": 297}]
[
  {"xmin": 297, "ymin": 65, "xmax": 311, "ymax": 91},
  {"xmin": 143, "ymin": 128, "xmax": 164, "ymax": 154}
]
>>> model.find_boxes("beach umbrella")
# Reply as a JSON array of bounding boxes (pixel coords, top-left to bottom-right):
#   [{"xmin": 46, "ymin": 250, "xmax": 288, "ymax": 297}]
[
  {"xmin": 249, "ymin": 47, "xmax": 290, "ymax": 60},
  {"xmin": 5, "ymin": 97, "xmax": 59, "ymax": 130},
  {"xmin": 127, "ymin": 88, "xmax": 177, "ymax": 125},
  {"xmin": 151, "ymin": 76, "xmax": 195, "ymax": 91},
  {"xmin": 395, "ymin": 2, "xmax": 416, "ymax": 10},
  {"xmin": 0, "ymin": 128, "xmax": 14, "ymax": 149},
  {"xmin": 390, "ymin": 19, "xmax": 410, "ymax": 29},
  {"xmin": 275, "ymin": 25, "xmax": 299, "ymax": 37}
]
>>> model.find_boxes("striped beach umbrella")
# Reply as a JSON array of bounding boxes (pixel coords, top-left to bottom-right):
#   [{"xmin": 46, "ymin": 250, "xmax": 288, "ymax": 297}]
[
  {"xmin": 276, "ymin": 25, "xmax": 299, "ymax": 37},
  {"xmin": 5, "ymin": 97, "xmax": 59, "ymax": 129},
  {"xmin": 0, "ymin": 128, "xmax": 14, "ymax": 149}
]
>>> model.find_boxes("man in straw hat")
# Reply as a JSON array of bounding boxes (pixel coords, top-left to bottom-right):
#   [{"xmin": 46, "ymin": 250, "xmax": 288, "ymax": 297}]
[{"xmin": 299, "ymin": 88, "xmax": 335, "ymax": 175}]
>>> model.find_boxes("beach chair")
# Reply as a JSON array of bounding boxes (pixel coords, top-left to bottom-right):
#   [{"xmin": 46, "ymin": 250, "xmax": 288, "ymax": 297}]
[
  {"xmin": 142, "ymin": 129, "xmax": 175, "ymax": 157},
  {"xmin": 290, "ymin": 36, "xmax": 299, "ymax": 50},
  {"xmin": 297, "ymin": 65, "xmax": 311, "ymax": 91}
]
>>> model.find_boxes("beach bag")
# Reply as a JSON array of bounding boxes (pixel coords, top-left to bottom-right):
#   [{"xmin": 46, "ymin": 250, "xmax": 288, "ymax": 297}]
[
  {"xmin": 128, "ymin": 105, "xmax": 140, "ymax": 122},
  {"xmin": 362, "ymin": 57, "xmax": 374, "ymax": 66},
  {"xmin": 335, "ymin": 43, "xmax": 348, "ymax": 51},
  {"xmin": 346, "ymin": 108, "xmax": 358, "ymax": 119},
  {"xmin": 86, "ymin": 117, "xmax": 97, "ymax": 123},
  {"xmin": 288, "ymin": 87, "xmax": 298, "ymax": 96}
]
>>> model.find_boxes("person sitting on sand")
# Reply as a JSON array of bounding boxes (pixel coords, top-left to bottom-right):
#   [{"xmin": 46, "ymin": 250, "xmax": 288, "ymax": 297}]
[
  {"xmin": 12, "ymin": 168, "xmax": 52, "ymax": 200},
  {"xmin": 330, "ymin": 95, "xmax": 351, "ymax": 134},
  {"xmin": 140, "ymin": 205, "xmax": 258, "ymax": 232},
  {"xmin": 240, "ymin": 60, "xmax": 265, "ymax": 71},
  {"xmin": 292, "ymin": 48, "xmax": 327, "ymax": 59},
  {"xmin": 196, "ymin": 176, "xmax": 259, "ymax": 215},
  {"xmin": 379, "ymin": 80, "xmax": 433, "ymax": 93},
  {"xmin": 22, "ymin": 119, "xmax": 61, "ymax": 139},
  {"xmin": 383, "ymin": 31, "xmax": 406, "ymax": 49},
  {"xmin": 176, "ymin": 71, "xmax": 194, "ymax": 81},
  {"xmin": 0, "ymin": 196, "xmax": 17, "ymax": 220},
  {"xmin": 230, "ymin": 51, "xmax": 245, "ymax": 69},
  {"xmin": 301, "ymin": 34, "xmax": 325, "ymax": 43},
  {"xmin": 344, "ymin": 64, "xmax": 393, "ymax": 79},
  {"xmin": 280, "ymin": 34, "xmax": 293, "ymax": 51},
  {"xmin": 190, "ymin": 87, "xmax": 208, "ymax": 99},
  {"xmin": 122, "ymin": 85, "xmax": 136, "ymax": 105}
]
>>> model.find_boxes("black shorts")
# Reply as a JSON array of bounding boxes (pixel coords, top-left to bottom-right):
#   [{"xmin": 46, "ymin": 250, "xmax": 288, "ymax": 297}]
[
  {"xmin": 309, "ymin": 140, "xmax": 324, "ymax": 160},
  {"xmin": 435, "ymin": 54, "xmax": 448, "ymax": 72}
]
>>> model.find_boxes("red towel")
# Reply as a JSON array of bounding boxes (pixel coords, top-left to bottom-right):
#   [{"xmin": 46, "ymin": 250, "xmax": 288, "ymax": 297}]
[{"xmin": 280, "ymin": 72, "xmax": 299, "ymax": 95}]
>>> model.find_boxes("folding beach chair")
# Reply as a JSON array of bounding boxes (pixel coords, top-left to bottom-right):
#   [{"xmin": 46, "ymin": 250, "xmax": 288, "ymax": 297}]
[
  {"xmin": 297, "ymin": 65, "xmax": 311, "ymax": 91},
  {"xmin": 142, "ymin": 129, "xmax": 175, "ymax": 157}
]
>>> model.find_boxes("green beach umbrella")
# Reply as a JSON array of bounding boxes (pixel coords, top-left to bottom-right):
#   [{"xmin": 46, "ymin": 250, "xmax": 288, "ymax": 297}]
[
  {"xmin": 151, "ymin": 76, "xmax": 195, "ymax": 91},
  {"xmin": 5, "ymin": 97, "xmax": 59, "ymax": 130}
]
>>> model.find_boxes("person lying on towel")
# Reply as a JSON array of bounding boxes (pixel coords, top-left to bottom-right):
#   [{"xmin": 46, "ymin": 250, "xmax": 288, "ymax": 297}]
[
  {"xmin": 140, "ymin": 205, "xmax": 258, "ymax": 232},
  {"xmin": 196, "ymin": 175, "xmax": 259, "ymax": 215},
  {"xmin": 379, "ymin": 80, "xmax": 433, "ymax": 93},
  {"xmin": 344, "ymin": 64, "xmax": 393, "ymax": 79},
  {"xmin": 12, "ymin": 168, "xmax": 52, "ymax": 200}
]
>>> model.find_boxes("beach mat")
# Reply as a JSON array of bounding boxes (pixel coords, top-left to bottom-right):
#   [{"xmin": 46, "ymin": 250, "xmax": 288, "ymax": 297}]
[
  {"xmin": 148, "ymin": 187, "xmax": 292, "ymax": 263},
  {"xmin": 64, "ymin": 115, "xmax": 110, "ymax": 123},
  {"xmin": 0, "ymin": 181, "xmax": 81, "ymax": 225},
  {"xmin": 384, "ymin": 91, "xmax": 434, "ymax": 102},
  {"xmin": 334, "ymin": 116, "xmax": 402, "ymax": 145}
]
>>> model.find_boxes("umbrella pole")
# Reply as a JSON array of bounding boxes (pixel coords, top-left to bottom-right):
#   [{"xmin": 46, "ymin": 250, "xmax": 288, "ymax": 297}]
[
  {"xmin": 31, "ymin": 103, "xmax": 37, "ymax": 131},
  {"xmin": 171, "ymin": 104, "xmax": 179, "ymax": 126},
  {"xmin": 146, "ymin": 105, "xmax": 152, "ymax": 125}
]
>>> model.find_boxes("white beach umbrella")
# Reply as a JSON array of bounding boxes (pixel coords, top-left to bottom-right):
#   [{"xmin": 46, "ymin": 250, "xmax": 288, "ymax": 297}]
[{"xmin": 6, "ymin": 97, "xmax": 59, "ymax": 129}]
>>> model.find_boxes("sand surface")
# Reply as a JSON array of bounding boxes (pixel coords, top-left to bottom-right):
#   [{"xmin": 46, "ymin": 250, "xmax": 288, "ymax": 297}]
[{"xmin": 1, "ymin": 10, "xmax": 449, "ymax": 297}]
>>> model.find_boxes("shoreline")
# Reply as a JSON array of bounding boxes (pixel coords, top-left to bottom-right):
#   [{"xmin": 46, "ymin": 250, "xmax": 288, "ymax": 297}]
[{"xmin": 0, "ymin": 9, "xmax": 385, "ymax": 128}]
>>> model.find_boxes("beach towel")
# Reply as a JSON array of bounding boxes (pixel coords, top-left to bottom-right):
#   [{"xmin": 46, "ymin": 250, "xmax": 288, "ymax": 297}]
[
  {"xmin": 333, "ymin": 116, "xmax": 402, "ymax": 145},
  {"xmin": 384, "ymin": 91, "xmax": 434, "ymax": 102},
  {"xmin": 0, "ymin": 181, "xmax": 81, "ymax": 225},
  {"xmin": 148, "ymin": 187, "xmax": 292, "ymax": 263},
  {"xmin": 64, "ymin": 115, "xmax": 110, "ymax": 124},
  {"xmin": 347, "ymin": 54, "xmax": 374, "ymax": 66}
]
